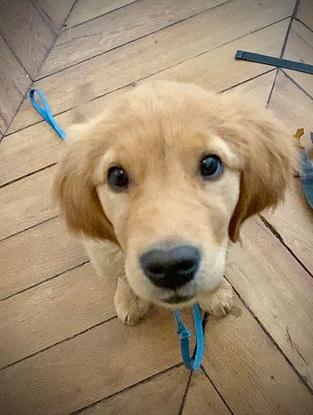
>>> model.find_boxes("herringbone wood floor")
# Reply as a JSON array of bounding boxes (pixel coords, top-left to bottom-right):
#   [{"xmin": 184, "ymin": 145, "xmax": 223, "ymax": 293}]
[{"xmin": 1, "ymin": 1, "xmax": 313, "ymax": 414}]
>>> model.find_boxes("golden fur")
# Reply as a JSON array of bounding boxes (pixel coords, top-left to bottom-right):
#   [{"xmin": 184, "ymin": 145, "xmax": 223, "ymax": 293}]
[{"xmin": 54, "ymin": 81, "xmax": 296, "ymax": 324}]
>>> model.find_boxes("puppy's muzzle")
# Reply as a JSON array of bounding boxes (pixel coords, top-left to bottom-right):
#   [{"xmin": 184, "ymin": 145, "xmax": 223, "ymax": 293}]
[{"xmin": 140, "ymin": 245, "xmax": 201, "ymax": 290}]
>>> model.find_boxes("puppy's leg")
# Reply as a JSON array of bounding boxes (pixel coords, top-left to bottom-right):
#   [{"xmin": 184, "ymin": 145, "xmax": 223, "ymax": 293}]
[
  {"xmin": 114, "ymin": 277, "xmax": 150, "ymax": 326},
  {"xmin": 198, "ymin": 279, "xmax": 233, "ymax": 318},
  {"xmin": 84, "ymin": 239, "xmax": 149, "ymax": 325}
]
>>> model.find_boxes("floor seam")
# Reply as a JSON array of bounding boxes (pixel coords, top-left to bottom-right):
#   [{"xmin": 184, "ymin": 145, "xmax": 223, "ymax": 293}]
[
  {"xmin": 0, "ymin": 162, "xmax": 57, "ymax": 190},
  {"xmin": 0, "ymin": 315, "xmax": 117, "ymax": 372},
  {"xmin": 0, "ymin": 215, "xmax": 58, "ymax": 243},
  {"xmin": 259, "ymin": 214, "xmax": 313, "ymax": 279},
  {"xmin": 266, "ymin": 0, "xmax": 300, "ymax": 106},
  {"xmin": 177, "ymin": 370, "xmax": 193, "ymax": 415},
  {"xmin": 0, "ymin": 260, "xmax": 90, "ymax": 302},
  {"xmin": 280, "ymin": 0, "xmax": 300, "ymax": 58},
  {"xmin": 0, "ymin": 30, "xmax": 33, "ymax": 81},
  {"xmin": 294, "ymin": 17, "xmax": 313, "ymax": 35},
  {"xmin": 225, "ymin": 277, "xmax": 313, "ymax": 395},
  {"xmin": 0, "ymin": 0, "xmax": 79, "ymax": 141},
  {"xmin": 70, "ymin": 362, "xmax": 184, "ymax": 415},
  {"xmin": 201, "ymin": 366, "xmax": 235, "ymax": 415},
  {"xmin": 65, "ymin": 0, "xmax": 140, "ymax": 30},
  {"xmin": 280, "ymin": 69, "xmax": 313, "ymax": 102}
]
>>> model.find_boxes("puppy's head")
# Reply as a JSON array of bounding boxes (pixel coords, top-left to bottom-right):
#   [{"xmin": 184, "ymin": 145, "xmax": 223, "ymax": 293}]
[{"xmin": 54, "ymin": 81, "xmax": 296, "ymax": 307}]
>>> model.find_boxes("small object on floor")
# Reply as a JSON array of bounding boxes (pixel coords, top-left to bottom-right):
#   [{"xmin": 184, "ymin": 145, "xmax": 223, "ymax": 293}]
[
  {"xmin": 29, "ymin": 88, "xmax": 67, "ymax": 140},
  {"xmin": 173, "ymin": 303, "xmax": 204, "ymax": 370},
  {"xmin": 294, "ymin": 128, "xmax": 305, "ymax": 141},
  {"xmin": 235, "ymin": 50, "xmax": 313, "ymax": 75}
]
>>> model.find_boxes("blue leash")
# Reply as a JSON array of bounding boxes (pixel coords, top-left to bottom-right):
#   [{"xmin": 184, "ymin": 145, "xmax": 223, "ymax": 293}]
[
  {"xmin": 29, "ymin": 89, "xmax": 67, "ymax": 140},
  {"xmin": 173, "ymin": 303, "xmax": 204, "ymax": 370},
  {"xmin": 29, "ymin": 87, "xmax": 206, "ymax": 371}
]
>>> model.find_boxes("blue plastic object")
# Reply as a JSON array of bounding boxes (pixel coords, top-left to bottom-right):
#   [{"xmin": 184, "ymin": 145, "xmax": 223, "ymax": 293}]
[
  {"xmin": 173, "ymin": 303, "xmax": 204, "ymax": 370},
  {"xmin": 29, "ymin": 88, "xmax": 67, "ymax": 140}
]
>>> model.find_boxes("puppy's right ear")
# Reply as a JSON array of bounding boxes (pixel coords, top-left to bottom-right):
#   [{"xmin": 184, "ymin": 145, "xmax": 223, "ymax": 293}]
[{"xmin": 53, "ymin": 138, "xmax": 118, "ymax": 244}]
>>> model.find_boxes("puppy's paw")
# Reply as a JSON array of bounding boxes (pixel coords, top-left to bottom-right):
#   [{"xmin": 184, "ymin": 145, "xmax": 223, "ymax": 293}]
[
  {"xmin": 115, "ymin": 296, "xmax": 150, "ymax": 326},
  {"xmin": 114, "ymin": 278, "xmax": 150, "ymax": 326},
  {"xmin": 198, "ymin": 280, "xmax": 234, "ymax": 318}
]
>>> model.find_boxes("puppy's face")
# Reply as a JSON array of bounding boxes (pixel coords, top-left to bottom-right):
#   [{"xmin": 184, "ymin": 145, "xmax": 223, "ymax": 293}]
[
  {"xmin": 96, "ymin": 120, "xmax": 240, "ymax": 306},
  {"xmin": 54, "ymin": 82, "xmax": 295, "ymax": 308}
]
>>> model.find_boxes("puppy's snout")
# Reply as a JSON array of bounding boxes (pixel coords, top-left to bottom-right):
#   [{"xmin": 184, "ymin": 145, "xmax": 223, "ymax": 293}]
[{"xmin": 140, "ymin": 245, "xmax": 201, "ymax": 290}]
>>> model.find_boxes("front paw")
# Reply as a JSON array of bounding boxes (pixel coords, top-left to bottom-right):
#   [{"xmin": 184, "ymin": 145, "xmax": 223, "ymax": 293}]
[
  {"xmin": 198, "ymin": 280, "xmax": 234, "ymax": 318},
  {"xmin": 114, "ymin": 278, "xmax": 150, "ymax": 325}
]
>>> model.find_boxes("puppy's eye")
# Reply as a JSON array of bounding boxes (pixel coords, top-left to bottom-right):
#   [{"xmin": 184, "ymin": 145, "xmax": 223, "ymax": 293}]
[
  {"xmin": 200, "ymin": 155, "xmax": 223, "ymax": 179},
  {"xmin": 107, "ymin": 166, "xmax": 129, "ymax": 191}
]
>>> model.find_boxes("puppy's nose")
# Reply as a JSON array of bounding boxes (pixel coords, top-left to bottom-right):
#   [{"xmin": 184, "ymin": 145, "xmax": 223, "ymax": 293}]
[{"xmin": 140, "ymin": 245, "xmax": 200, "ymax": 290}]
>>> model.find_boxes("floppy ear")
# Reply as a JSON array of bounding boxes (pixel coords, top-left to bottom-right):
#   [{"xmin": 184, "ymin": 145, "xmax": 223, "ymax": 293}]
[
  {"xmin": 53, "ymin": 137, "xmax": 118, "ymax": 244},
  {"xmin": 228, "ymin": 110, "xmax": 297, "ymax": 242}
]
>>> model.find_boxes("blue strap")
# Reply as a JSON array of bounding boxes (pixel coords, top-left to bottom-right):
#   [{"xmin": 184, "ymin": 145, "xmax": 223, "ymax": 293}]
[
  {"xmin": 299, "ymin": 149, "xmax": 313, "ymax": 209},
  {"xmin": 173, "ymin": 303, "xmax": 204, "ymax": 370},
  {"xmin": 29, "ymin": 88, "xmax": 67, "ymax": 140},
  {"xmin": 235, "ymin": 50, "xmax": 313, "ymax": 75}
]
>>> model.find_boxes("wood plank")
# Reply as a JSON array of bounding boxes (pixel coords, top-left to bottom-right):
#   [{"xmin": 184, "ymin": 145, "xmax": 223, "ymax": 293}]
[
  {"xmin": 0, "ymin": 217, "xmax": 87, "ymax": 300},
  {"xmin": 81, "ymin": 366, "xmax": 189, "ymax": 415},
  {"xmin": 265, "ymin": 178, "xmax": 313, "ymax": 273},
  {"xmin": 0, "ymin": 262, "xmax": 117, "ymax": 369},
  {"xmin": 39, "ymin": 0, "xmax": 225, "ymax": 77},
  {"xmin": 0, "ymin": 308, "xmax": 191, "ymax": 415},
  {"xmin": 284, "ymin": 20, "xmax": 313, "ymax": 97},
  {"xmin": 297, "ymin": 0, "xmax": 313, "ymax": 31},
  {"xmin": 182, "ymin": 370, "xmax": 231, "ymax": 415},
  {"xmin": 203, "ymin": 295, "xmax": 313, "ymax": 415},
  {"xmin": 0, "ymin": 125, "xmax": 65, "ymax": 187},
  {"xmin": 145, "ymin": 20, "xmax": 285, "ymax": 97},
  {"xmin": 0, "ymin": 0, "xmax": 55, "ymax": 79},
  {"xmin": 227, "ymin": 217, "xmax": 313, "ymax": 388},
  {"xmin": 10, "ymin": 0, "xmax": 295, "ymax": 132},
  {"xmin": 223, "ymin": 70, "xmax": 276, "ymax": 102},
  {"xmin": 268, "ymin": 69, "xmax": 312, "ymax": 136},
  {"xmin": 67, "ymin": 0, "xmax": 142, "ymax": 27},
  {"xmin": 2, "ymin": 20, "xmax": 288, "ymax": 188},
  {"xmin": 0, "ymin": 36, "xmax": 30, "ymax": 132},
  {"xmin": 267, "ymin": 71, "xmax": 313, "ymax": 272},
  {"xmin": 0, "ymin": 165, "xmax": 56, "ymax": 240},
  {"xmin": 38, "ymin": 0, "xmax": 75, "ymax": 29}
]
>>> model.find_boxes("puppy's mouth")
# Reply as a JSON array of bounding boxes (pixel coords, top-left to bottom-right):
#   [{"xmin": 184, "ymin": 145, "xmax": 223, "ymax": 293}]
[{"xmin": 161, "ymin": 294, "xmax": 195, "ymax": 304}]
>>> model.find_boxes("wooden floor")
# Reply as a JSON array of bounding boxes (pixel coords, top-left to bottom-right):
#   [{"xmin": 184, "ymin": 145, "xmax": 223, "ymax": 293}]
[{"xmin": 1, "ymin": 1, "xmax": 313, "ymax": 414}]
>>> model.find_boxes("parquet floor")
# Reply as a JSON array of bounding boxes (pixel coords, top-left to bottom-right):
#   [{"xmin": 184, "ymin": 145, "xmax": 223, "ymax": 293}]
[{"xmin": 0, "ymin": 1, "xmax": 313, "ymax": 414}]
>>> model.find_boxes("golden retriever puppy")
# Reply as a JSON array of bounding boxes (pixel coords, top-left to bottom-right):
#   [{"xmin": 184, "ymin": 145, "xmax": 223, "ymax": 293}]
[{"xmin": 54, "ymin": 81, "xmax": 296, "ymax": 325}]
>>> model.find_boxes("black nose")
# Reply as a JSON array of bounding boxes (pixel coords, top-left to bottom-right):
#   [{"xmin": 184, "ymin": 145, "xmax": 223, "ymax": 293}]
[{"xmin": 140, "ymin": 245, "xmax": 201, "ymax": 290}]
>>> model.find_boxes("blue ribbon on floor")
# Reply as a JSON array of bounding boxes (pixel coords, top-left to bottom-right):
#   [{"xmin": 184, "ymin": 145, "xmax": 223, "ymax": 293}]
[
  {"xmin": 29, "ymin": 88, "xmax": 67, "ymax": 140},
  {"xmin": 173, "ymin": 303, "xmax": 204, "ymax": 370}
]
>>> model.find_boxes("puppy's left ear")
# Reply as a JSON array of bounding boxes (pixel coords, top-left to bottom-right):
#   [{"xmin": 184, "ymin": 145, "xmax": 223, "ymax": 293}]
[
  {"xmin": 53, "ymin": 136, "xmax": 118, "ymax": 244},
  {"xmin": 227, "ymin": 104, "xmax": 297, "ymax": 242}
]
